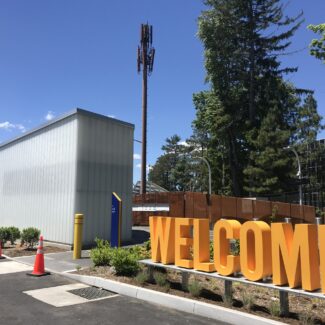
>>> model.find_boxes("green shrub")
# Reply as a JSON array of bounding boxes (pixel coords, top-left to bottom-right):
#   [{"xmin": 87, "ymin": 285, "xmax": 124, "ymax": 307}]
[
  {"xmin": 230, "ymin": 239, "xmax": 240, "ymax": 256},
  {"xmin": 210, "ymin": 241, "xmax": 214, "ymax": 260},
  {"xmin": 90, "ymin": 238, "xmax": 113, "ymax": 266},
  {"xmin": 188, "ymin": 280, "xmax": 202, "ymax": 297},
  {"xmin": 0, "ymin": 227, "xmax": 11, "ymax": 247},
  {"xmin": 135, "ymin": 271, "xmax": 149, "ymax": 285},
  {"xmin": 127, "ymin": 244, "xmax": 151, "ymax": 260},
  {"xmin": 127, "ymin": 245, "xmax": 142, "ymax": 259},
  {"xmin": 111, "ymin": 248, "xmax": 140, "ymax": 276},
  {"xmin": 7, "ymin": 227, "xmax": 20, "ymax": 245},
  {"xmin": 21, "ymin": 227, "xmax": 41, "ymax": 249},
  {"xmin": 153, "ymin": 271, "xmax": 168, "ymax": 286},
  {"xmin": 269, "ymin": 300, "xmax": 280, "ymax": 317},
  {"xmin": 144, "ymin": 239, "xmax": 151, "ymax": 251}
]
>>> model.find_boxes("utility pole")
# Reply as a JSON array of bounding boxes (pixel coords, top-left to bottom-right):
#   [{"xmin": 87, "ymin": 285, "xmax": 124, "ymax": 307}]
[{"xmin": 137, "ymin": 23, "xmax": 155, "ymax": 194}]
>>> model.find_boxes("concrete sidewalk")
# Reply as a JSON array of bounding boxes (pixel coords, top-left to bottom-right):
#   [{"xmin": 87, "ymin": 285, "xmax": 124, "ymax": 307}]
[{"xmin": 11, "ymin": 250, "xmax": 92, "ymax": 273}]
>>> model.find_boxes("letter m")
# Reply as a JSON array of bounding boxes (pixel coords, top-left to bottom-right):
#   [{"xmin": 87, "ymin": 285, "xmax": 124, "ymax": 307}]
[{"xmin": 271, "ymin": 223, "xmax": 320, "ymax": 291}]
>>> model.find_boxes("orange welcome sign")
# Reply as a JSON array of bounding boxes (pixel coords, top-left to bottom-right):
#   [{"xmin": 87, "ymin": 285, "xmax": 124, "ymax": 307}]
[{"xmin": 149, "ymin": 216, "xmax": 325, "ymax": 293}]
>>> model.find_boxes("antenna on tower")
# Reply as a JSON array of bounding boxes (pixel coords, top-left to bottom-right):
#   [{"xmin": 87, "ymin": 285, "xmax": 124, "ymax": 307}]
[{"xmin": 137, "ymin": 23, "xmax": 155, "ymax": 194}]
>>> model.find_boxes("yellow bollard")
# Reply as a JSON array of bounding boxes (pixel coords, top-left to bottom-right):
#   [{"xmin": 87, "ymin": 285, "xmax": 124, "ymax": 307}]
[{"xmin": 73, "ymin": 214, "xmax": 84, "ymax": 259}]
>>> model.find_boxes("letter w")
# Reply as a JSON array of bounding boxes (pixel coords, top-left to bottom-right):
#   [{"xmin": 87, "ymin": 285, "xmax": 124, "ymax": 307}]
[{"xmin": 149, "ymin": 217, "xmax": 175, "ymax": 264}]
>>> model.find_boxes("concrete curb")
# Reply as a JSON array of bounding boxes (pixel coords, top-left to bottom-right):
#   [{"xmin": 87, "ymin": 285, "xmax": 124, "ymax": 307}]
[{"xmin": 62, "ymin": 272, "xmax": 285, "ymax": 325}]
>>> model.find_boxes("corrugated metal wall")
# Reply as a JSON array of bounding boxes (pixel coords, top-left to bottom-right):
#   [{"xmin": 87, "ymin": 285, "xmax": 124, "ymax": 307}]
[
  {"xmin": 0, "ymin": 115, "xmax": 78, "ymax": 244},
  {"xmin": 0, "ymin": 110, "xmax": 133, "ymax": 246},
  {"xmin": 75, "ymin": 114, "xmax": 133, "ymax": 245}
]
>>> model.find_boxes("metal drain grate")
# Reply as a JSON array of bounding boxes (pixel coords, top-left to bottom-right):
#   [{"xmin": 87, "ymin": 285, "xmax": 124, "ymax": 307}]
[{"xmin": 68, "ymin": 286, "xmax": 117, "ymax": 300}]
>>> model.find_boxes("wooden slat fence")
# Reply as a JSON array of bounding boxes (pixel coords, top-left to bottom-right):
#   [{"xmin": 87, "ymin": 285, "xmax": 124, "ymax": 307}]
[{"xmin": 132, "ymin": 192, "xmax": 316, "ymax": 226}]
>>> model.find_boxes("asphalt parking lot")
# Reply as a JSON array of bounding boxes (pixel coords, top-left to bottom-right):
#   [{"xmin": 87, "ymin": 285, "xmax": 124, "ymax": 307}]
[{"xmin": 0, "ymin": 259, "xmax": 227, "ymax": 325}]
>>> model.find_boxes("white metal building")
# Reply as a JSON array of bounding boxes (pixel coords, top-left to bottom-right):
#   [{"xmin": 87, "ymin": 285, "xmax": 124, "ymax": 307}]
[{"xmin": 0, "ymin": 108, "xmax": 134, "ymax": 246}]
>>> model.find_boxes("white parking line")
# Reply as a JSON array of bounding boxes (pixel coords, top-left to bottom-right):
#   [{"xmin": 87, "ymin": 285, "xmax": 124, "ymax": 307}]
[{"xmin": 0, "ymin": 261, "xmax": 32, "ymax": 274}]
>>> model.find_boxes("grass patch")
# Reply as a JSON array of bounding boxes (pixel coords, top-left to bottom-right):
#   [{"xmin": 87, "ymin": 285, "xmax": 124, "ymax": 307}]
[{"xmin": 188, "ymin": 280, "xmax": 202, "ymax": 297}]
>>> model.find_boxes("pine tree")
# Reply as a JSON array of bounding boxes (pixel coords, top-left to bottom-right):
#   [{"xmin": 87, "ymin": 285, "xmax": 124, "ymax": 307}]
[
  {"xmin": 308, "ymin": 23, "xmax": 325, "ymax": 63},
  {"xmin": 193, "ymin": 0, "xmax": 323, "ymax": 196}
]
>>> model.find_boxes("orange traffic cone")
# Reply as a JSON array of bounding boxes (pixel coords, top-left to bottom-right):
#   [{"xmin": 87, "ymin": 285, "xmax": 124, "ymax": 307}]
[
  {"xmin": 28, "ymin": 235, "xmax": 49, "ymax": 277},
  {"xmin": 0, "ymin": 241, "xmax": 5, "ymax": 259}
]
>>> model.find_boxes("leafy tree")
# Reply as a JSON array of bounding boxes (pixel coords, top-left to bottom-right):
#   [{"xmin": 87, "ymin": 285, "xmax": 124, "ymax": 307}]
[
  {"xmin": 149, "ymin": 135, "xmax": 211, "ymax": 192},
  {"xmin": 149, "ymin": 135, "xmax": 189, "ymax": 191},
  {"xmin": 148, "ymin": 154, "xmax": 175, "ymax": 191},
  {"xmin": 193, "ymin": 0, "xmax": 322, "ymax": 196},
  {"xmin": 308, "ymin": 23, "xmax": 325, "ymax": 63}
]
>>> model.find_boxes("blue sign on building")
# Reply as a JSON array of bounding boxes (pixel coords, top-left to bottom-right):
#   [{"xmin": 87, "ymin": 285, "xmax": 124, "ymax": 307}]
[{"xmin": 111, "ymin": 192, "xmax": 122, "ymax": 247}]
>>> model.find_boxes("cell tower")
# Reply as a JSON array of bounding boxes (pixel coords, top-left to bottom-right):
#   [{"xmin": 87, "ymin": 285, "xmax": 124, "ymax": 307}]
[{"xmin": 137, "ymin": 23, "xmax": 155, "ymax": 194}]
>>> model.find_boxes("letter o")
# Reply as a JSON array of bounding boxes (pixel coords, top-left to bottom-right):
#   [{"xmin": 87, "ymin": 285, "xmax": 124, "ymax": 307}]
[{"xmin": 240, "ymin": 221, "xmax": 272, "ymax": 281}]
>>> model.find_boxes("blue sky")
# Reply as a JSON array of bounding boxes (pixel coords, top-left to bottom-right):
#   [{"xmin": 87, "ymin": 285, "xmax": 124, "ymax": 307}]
[{"xmin": 0, "ymin": 0, "xmax": 324, "ymax": 184}]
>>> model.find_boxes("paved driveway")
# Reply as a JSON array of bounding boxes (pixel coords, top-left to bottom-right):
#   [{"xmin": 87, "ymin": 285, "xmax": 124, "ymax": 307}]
[{"xmin": 0, "ymin": 259, "xmax": 227, "ymax": 325}]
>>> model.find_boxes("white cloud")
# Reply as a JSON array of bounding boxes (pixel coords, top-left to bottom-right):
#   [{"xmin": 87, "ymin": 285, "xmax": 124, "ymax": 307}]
[
  {"xmin": 135, "ymin": 163, "xmax": 152, "ymax": 172},
  {"xmin": 0, "ymin": 121, "xmax": 15, "ymax": 130},
  {"xmin": 178, "ymin": 141, "xmax": 190, "ymax": 147},
  {"xmin": 0, "ymin": 121, "xmax": 26, "ymax": 133},
  {"xmin": 133, "ymin": 153, "xmax": 141, "ymax": 160},
  {"xmin": 107, "ymin": 114, "xmax": 115, "ymax": 118},
  {"xmin": 16, "ymin": 124, "xmax": 26, "ymax": 133},
  {"xmin": 45, "ymin": 111, "xmax": 55, "ymax": 121}
]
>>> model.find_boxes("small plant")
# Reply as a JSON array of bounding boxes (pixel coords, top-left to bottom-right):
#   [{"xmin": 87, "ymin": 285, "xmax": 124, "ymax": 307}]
[
  {"xmin": 128, "ymin": 245, "xmax": 142, "ymax": 259},
  {"xmin": 127, "ymin": 244, "xmax": 151, "ymax": 260},
  {"xmin": 241, "ymin": 291, "xmax": 255, "ymax": 310},
  {"xmin": 90, "ymin": 238, "xmax": 113, "ymax": 266},
  {"xmin": 210, "ymin": 279, "xmax": 219, "ymax": 291},
  {"xmin": 0, "ymin": 227, "xmax": 11, "ymax": 247},
  {"xmin": 269, "ymin": 300, "xmax": 280, "ymax": 317},
  {"xmin": 316, "ymin": 207, "xmax": 325, "ymax": 219},
  {"xmin": 299, "ymin": 310, "xmax": 316, "ymax": 325},
  {"xmin": 188, "ymin": 280, "xmax": 202, "ymax": 297},
  {"xmin": 230, "ymin": 239, "xmax": 240, "ymax": 256},
  {"xmin": 222, "ymin": 294, "xmax": 233, "ymax": 307},
  {"xmin": 210, "ymin": 241, "xmax": 214, "ymax": 260},
  {"xmin": 7, "ymin": 226, "xmax": 20, "ymax": 245},
  {"xmin": 144, "ymin": 239, "xmax": 151, "ymax": 251},
  {"xmin": 21, "ymin": 227, "xmax": 40, "ymax": 249},
  {"xmin": 153, "ymin": 271, "xmax": 168, "ymax": 287},
  {"xmin": 270, "ymin": 204, "xmax": 279, "ymax": 223},
  {"xmin": 135, "ymin": 271, "xmax": 149, "ymax": 285},
  {"xmin": 110, "ymin": 248, "xmax": 140, "ymax": 276},
  {"xmin": 76, "ymin": 265, "xmax": 82, "ymax": 272}
]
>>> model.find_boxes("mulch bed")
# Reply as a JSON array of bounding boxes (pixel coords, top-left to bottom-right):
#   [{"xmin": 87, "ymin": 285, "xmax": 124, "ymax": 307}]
[
  {"xmin": 76, "ymin": 266, "xmax": 325, "ymax": 325},
  {"xmin": 2, "ymin": 244, "xmax": 68, "ymax": 257}
]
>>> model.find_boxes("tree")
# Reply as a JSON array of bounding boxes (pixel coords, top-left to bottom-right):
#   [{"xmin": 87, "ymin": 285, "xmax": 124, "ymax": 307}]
[
  {"xmin": 308, "ymin": 23, "xmax": 325, "ymax": 63},
  {"xmin": 149, "ymin": 135, "xmax": 212, "ymax": 192},
  {"xmin": 193, "ymin": 0, "xmax": 322, "ymax": 196},
  {"xmin": 149, "ymin": 135, "xmax": 192, "ymax": 191}
]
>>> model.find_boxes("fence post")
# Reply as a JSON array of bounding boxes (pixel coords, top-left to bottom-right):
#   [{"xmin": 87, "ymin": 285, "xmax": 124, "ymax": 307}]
[
  {"xmin": 279, "ymin": 290, "xmax": 289, "ymax": 317},
  {"xmin": 224, "ymin": 280, "xmax": 233, "ymax": 302},
  {"xmin": 181, "ymin": 272, "xmax": 189, "ymax": 291},
  {"xmin": 279, "ymin": 218, "xmax": 290, "ymax": 316},
  {"xmin": 315, "ymin": 216, "xmax": 323, "ymax": 225},
  {"xmin": 148, "ymin": 265, "xmax": 154, "ymax": 282}
]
